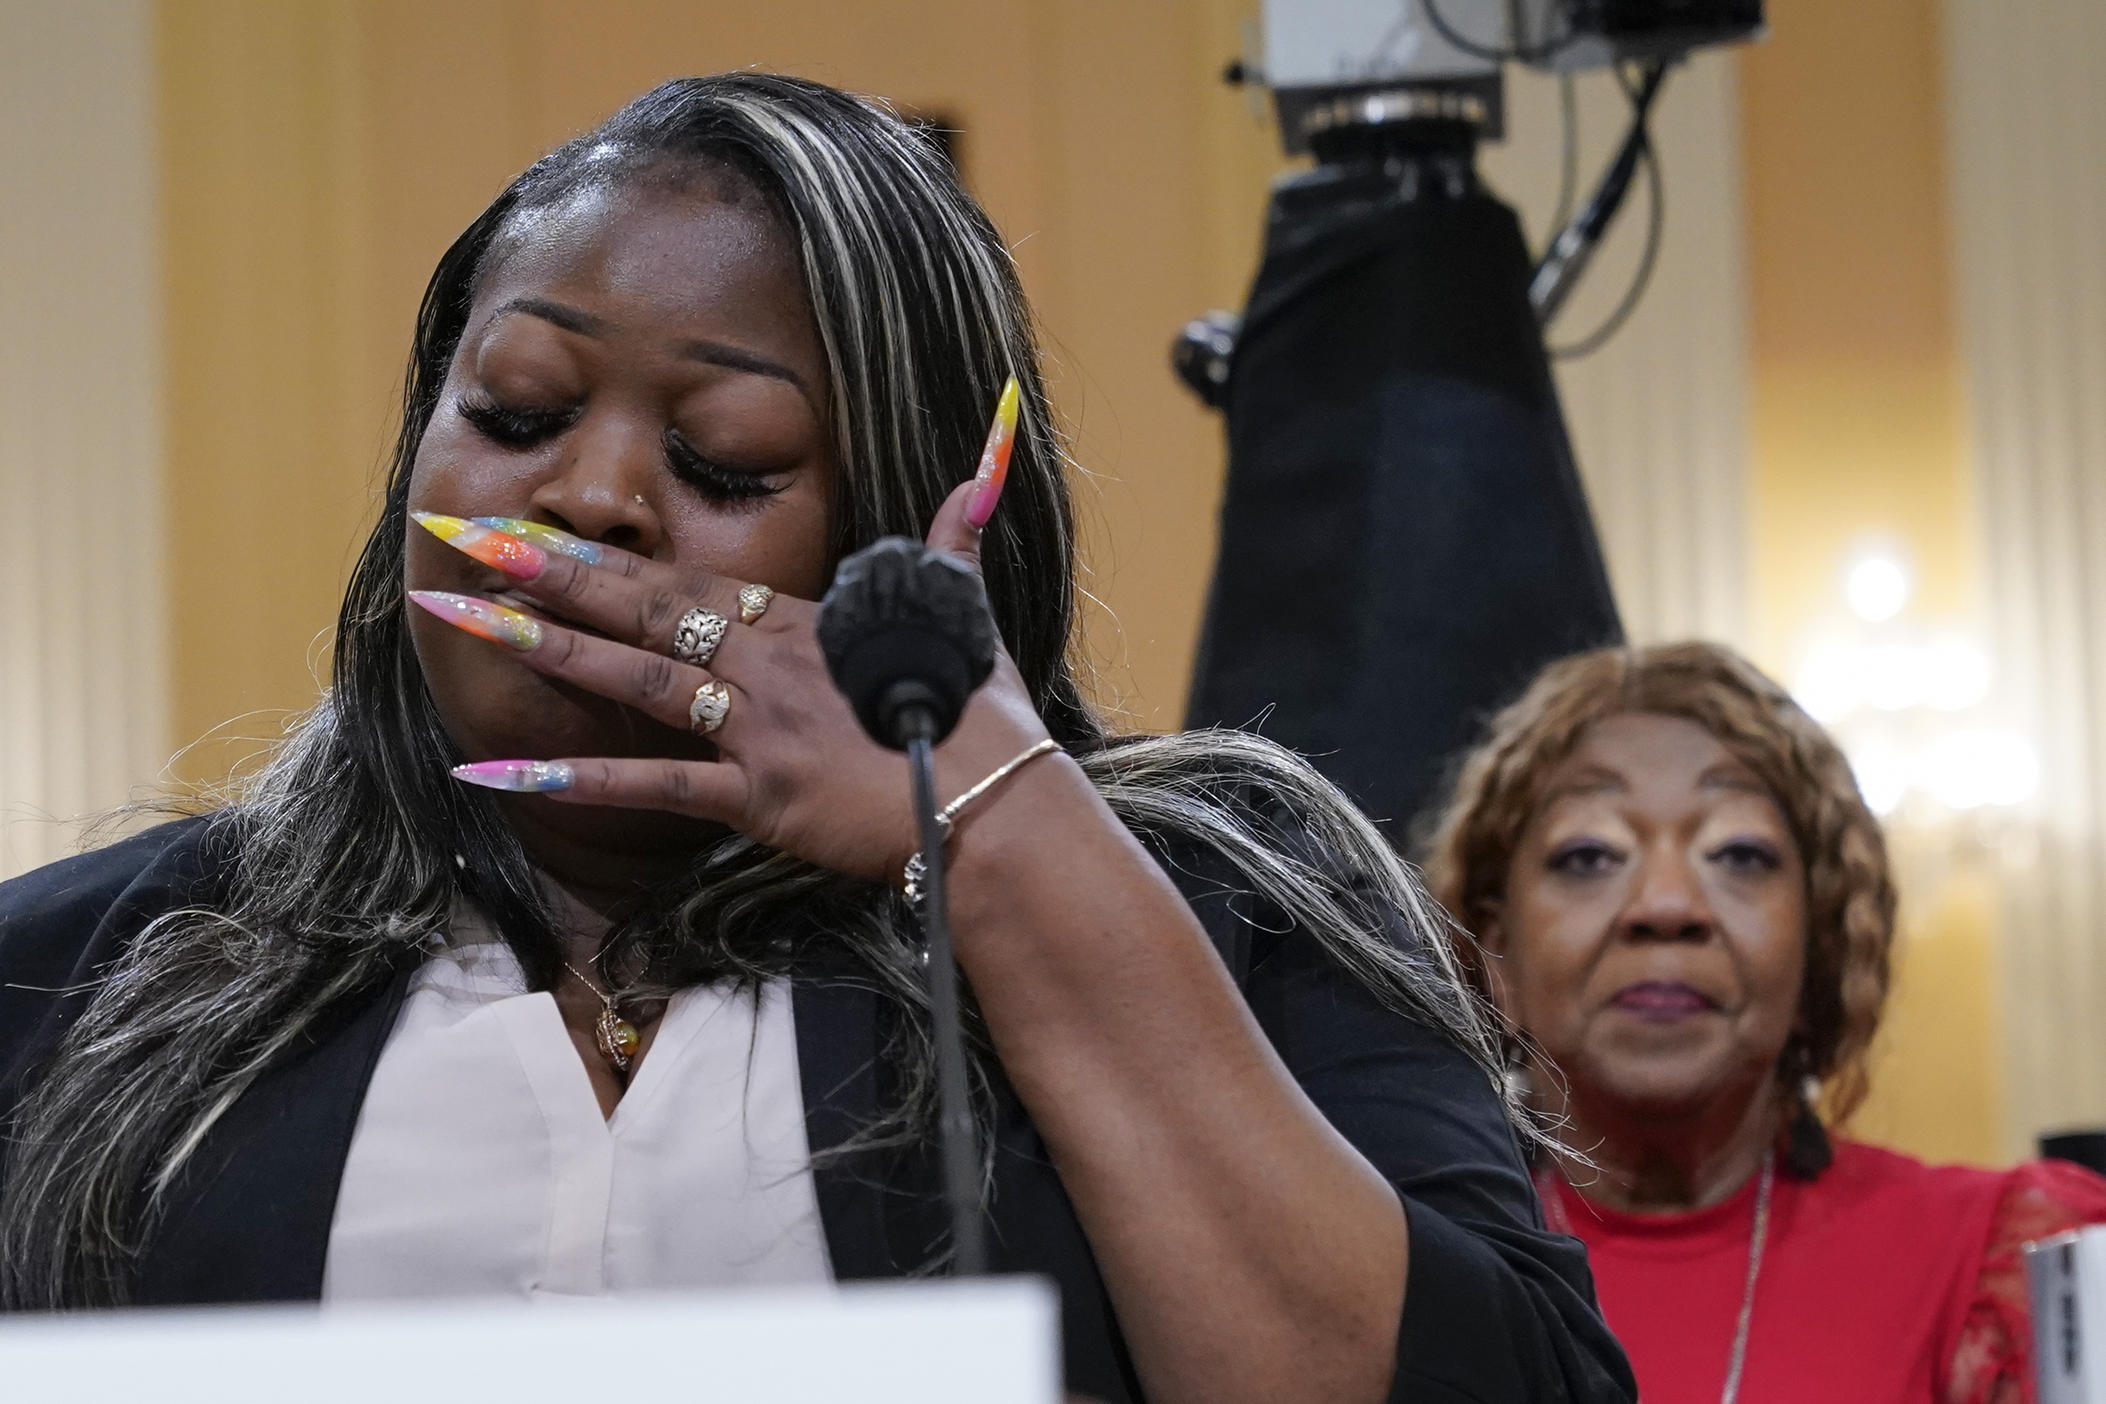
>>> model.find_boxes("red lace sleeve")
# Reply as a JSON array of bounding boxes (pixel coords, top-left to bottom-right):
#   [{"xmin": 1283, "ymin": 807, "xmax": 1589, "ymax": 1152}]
[{"xmin": 1945, "ymin": 1159, "xmax": 2106, "ymax": 1404}]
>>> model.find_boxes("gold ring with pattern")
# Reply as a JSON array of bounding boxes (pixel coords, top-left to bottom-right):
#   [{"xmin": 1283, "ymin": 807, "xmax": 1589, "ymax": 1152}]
[
  {"xmin": 688, "ymin": 680, "xmax": 732, "ymax": 735},
  {"xmin": 738, "ymin": 583, "xmax": 775, "ymax": 625}
]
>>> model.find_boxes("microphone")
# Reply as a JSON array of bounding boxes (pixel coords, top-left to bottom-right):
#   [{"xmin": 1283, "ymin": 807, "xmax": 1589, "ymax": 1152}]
[
  {"xmin": 816, "ymin": 536, "xmax": 998, "ymax": 1275},
  {"xmin": 817, "ymin": 537, "xmax": 998, "ymax": 750}
]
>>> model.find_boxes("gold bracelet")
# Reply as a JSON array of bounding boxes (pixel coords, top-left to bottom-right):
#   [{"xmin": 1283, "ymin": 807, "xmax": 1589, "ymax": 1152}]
[{"xmin": 903, "ymin": 738, "xmax": 1063, "ymax": 909}]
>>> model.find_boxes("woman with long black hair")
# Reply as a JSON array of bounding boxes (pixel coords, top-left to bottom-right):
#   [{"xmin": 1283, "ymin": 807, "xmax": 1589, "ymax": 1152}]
[{"xmin": 0, "ymin": 74, "xmax": 1631, "ymax": 1404}]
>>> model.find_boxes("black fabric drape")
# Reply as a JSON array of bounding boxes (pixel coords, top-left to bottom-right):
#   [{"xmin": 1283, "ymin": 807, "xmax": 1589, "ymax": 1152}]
[{"xmin": 1187, "ymin": 163, "xmax": 1623, "ymax": 835}]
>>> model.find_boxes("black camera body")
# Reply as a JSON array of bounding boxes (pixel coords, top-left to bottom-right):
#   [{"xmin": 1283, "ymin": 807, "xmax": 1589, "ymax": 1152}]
[
  {"xmin": 1259, "ymin": 0, "xmax": 1764, "ymax": 154},
  {"xmin": 1545, "ymin": 0, "xmax": 1765, "ymax": 67}
]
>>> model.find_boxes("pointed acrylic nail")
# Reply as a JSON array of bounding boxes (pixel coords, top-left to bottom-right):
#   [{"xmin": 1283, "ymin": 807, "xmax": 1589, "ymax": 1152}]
[
  {"xmin": 966, "ymin": 375, "xmax": 1021, "ymax": 530},
  {"xmin": 412, "ymin": 511, "xmax": 548, "ymax": 580},
  {"xmin": 450, "ymin": 759, "xmax": 575, "ymax": 792},
  {"xmin": 470, "ymin": 516, "xmax": 603, "ymax": 565},
  {"xmin": 408, "ymin": 590, "xmax": 544, "ymax": 651}
]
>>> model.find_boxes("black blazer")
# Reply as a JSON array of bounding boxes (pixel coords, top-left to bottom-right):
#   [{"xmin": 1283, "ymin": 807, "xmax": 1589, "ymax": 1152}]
[{"xmin": 0, "ymin": 815, "xmax": 1634, "ymax": 1404}]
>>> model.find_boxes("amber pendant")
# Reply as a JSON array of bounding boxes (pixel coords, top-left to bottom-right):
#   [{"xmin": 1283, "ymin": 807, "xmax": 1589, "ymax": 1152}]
[{"xmin": 595, "ymin": 1006, "xmax": 640, "ymax": 1073}]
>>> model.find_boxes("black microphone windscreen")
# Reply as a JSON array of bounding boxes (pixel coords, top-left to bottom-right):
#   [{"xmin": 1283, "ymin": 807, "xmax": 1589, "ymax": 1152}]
[{"xmin": 817, "ymin": 538, "xmax": 998, "ymax": 749}]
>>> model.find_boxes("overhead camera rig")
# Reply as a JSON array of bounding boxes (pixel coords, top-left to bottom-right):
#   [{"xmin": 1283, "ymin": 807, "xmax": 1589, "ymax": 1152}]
[
  {"xmin": 1179, "ymin": 0, "xmax": 1764, "ymax": 834},
  {"xmin": 1175, "ymin": 0, "xmax": 1763, "ymax": 402},
  {"xmin": 1263, "ymin": 0, "xmax": 1761, "ymax": 152}
]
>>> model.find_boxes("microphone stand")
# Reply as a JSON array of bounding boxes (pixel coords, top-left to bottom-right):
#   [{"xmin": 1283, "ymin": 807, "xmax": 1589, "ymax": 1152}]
[
  {"xmin": 815, "ymin": 535, "xmax": 1001, "ymax": 1277},
  {"xmin": 902, "ymin": 708, "xmax": 990, "ymax": 1277}
]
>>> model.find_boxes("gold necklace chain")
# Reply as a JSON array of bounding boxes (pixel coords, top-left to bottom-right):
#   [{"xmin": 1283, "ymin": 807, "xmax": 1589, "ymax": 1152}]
[{"xmin": 561, "ymin": 958, "xmax": 641, "ymax": 1075}]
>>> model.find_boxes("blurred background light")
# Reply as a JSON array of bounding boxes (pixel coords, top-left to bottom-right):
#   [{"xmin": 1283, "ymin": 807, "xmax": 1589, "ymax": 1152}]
[
  {"xmin": 1794, "ymin": 642, "xmax": 1865, "ymax": 723},
  {"xmin": 1847, "ymin": 554, "xmax": 1912, "ymax": 623},
  {"xmin": 1924, "ymin": 729, "xmax": 2041, "ymax": 811},
  {"xmin": 1794, "ymin": 550, "xmax": 2033, "ymax": 822},
  {"xmin": 1849, "ymin": 739, "xmax": 1912, "ymax": 817},
  {"xmin": 1866, "ymin": 640, "xmax": 1931, "ymax": 711},
  {"xmin": 1922, "ymin": 637, "xmax": 1992, "ymax": 711}
]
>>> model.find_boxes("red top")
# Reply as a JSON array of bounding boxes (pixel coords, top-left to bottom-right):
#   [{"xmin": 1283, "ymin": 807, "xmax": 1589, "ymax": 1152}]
[{"xmin": 1547, "ymin": 1140, "xmax": 2106, "ymax": 1404}]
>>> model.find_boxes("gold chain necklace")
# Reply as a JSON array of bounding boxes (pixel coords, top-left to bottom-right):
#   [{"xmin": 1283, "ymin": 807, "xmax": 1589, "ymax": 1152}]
[{"xmin": 561, "ymin": 959, "xmax": 640, "ymax": 1074}]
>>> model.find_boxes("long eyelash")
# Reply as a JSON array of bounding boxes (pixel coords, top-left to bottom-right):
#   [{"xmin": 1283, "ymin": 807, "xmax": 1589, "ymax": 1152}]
[
  {"xmin": 457, "ymin": 394, "xmax": 578, "ymax": 448},
  {"xmin": 663, "ymin": 429, "xmax": 786, "ymax": 505}
]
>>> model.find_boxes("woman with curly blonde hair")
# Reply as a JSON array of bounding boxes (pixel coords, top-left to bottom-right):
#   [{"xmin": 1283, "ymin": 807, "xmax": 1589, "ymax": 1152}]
[{"xmin": 1425, "ymin": 640, "xmax": 2106, "ymax": 1404}]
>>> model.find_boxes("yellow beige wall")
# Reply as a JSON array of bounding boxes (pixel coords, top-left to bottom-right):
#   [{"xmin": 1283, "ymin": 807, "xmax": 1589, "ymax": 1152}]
[
  {"xmin": 1739, "ymin": 0, "xmax": 2003, "ymax": 1163},
  {"xmin": 0, "ymin": 0, "xmax": 167, "ymax": 876},
  {"xmin": 1939, "ymin": 0, "xmax": 2106, "ymax": 1157},
  {"xmin": 154, "ymin": 2, "xmax": 2013, "ymax": 1160}
]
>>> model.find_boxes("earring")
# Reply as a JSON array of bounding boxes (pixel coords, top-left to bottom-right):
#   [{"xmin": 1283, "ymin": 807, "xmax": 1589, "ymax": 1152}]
[
  {"xmin": 1781, "ymin": 1044, "xmax": 1833, "ymax": 1178},
  {"xmin": 1503, "ymin": 1059, "xmax": 1534, "ymax": 1107}
]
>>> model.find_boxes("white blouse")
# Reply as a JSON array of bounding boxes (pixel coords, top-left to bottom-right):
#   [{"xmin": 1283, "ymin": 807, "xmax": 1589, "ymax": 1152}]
[{"xmin": 323, "ymin": 914, "xmax": 834, "ymax": 1301}]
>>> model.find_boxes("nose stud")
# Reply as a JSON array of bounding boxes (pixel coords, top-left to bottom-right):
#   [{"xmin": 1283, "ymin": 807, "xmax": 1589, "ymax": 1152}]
[{"xmin": 633, "ymin": 494, "xmax": 646, "ymax": 505}]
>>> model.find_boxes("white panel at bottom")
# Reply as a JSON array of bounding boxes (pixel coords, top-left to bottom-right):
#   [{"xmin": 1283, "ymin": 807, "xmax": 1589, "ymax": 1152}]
[{"xmin": 0, "ymin": 1279, "xmax": 1061, "ymax": 1404}]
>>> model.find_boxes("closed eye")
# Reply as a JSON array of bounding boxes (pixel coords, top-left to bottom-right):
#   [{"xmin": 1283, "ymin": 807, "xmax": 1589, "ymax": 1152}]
[
  {"xmin": 457, "ymin": 394, "xmax": 579, "ymax": 449},
  {"xmin": 663, "ymin": 428, "xmax": 788, "ymax": 506}
]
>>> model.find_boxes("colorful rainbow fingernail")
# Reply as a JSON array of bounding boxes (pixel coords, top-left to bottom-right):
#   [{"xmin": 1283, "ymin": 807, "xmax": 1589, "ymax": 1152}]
[
  {"xmin": 966, "ymin": 376, "xmax": 1020, "ymax": 530},
  {"xmin": 450, "ymin": 759, "xmax": 575, "ymax": 792},
  {"xmin": 412, "ymin": 511, "xmax": 547, "ymax": 580},
  {"xmin": 470, "ymin": 517, "xmax": 603, "ymax": 565},
  {"xmin": 407, "ymin": 590, "xmax": 543, "ymax": 650}
]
